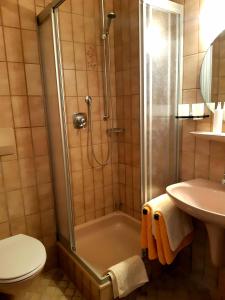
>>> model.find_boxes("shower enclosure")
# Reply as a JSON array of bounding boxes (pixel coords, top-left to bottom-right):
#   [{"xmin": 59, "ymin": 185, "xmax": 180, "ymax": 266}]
[{"xmin": 37, "ymin": 0, "xmax": 183, "ymax": 289}]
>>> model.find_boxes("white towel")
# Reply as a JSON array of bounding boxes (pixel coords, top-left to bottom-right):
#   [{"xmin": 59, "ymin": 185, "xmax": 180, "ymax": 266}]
[
  {"xmin": 107, "ymin": 255, "xmax": 149, "ymax": 299},
  {"xmin": 146, "ymin": 193, "xmax": 193, "ymax": 251}
]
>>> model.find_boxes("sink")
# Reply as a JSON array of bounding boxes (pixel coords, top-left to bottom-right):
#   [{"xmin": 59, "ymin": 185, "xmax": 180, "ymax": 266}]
[{"xmin": 166, "ymin": 178, "xmax": 225, "ymax": 266}]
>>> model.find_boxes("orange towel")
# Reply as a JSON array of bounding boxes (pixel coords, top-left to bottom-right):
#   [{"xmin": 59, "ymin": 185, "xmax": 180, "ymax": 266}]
[
  {"xmin": 154, "ymin": 211, "xmax": 193, "ymax": 264},
  {"xmin": 141, "ymin": 206, "xmax": 158, "ymax": 260},
  {"xmin": 141, "ymin": 205, "xmax": 193, "ymax": 265}
]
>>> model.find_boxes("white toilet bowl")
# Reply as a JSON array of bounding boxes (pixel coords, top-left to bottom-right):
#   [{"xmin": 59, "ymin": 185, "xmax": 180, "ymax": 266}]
[{"xmin": 0, "ymin": 234, "xmax": 46, "ymax": 298}]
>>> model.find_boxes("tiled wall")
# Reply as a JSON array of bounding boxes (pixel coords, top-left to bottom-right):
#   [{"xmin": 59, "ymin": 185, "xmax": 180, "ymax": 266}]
[
  {"xmin": 0, "ymin": 0, "xmax": 56, "ymax": 268},
  {"xmin": 58, "ymin": 0, "xmax": 119, "ymax": 225},
  {"xmin": 181, "ymin": 0, "xmax": 225, "ymax": 183},
  {"xmin": 113, "ymin": 0, "xmax": 141, "ymax": 220},
  {"xmin": 181, "ymin": 0, "xmax": 225, "ymax": 293}
]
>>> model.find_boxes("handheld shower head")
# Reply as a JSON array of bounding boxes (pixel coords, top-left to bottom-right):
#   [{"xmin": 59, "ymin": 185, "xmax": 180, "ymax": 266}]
[{"xmin": 104, "ymin": 11, "xmax": 116, "ymax": 36}]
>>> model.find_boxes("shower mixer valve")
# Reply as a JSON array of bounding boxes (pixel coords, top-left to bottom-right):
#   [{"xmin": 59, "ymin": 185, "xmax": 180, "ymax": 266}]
[{"xmin": 72, "ymin": 113, "xmax": 87, "ymax": 129}]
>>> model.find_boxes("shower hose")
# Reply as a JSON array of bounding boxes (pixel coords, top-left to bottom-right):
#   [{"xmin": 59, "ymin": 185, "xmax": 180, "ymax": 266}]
[{"xmin": 86, "ymin": 96, "xmax": 113, "ymax": 167}]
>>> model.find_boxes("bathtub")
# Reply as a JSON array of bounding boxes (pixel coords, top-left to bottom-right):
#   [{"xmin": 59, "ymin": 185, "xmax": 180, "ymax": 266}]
[{"xmin": 57, "ymin": 211, "xmax": 141, "ymax": 300}]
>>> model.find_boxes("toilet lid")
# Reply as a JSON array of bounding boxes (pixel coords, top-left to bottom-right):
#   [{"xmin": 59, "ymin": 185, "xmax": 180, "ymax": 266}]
[{"xmin": 0, "ymin": 234, "xmax": 46, "ymax": 280}]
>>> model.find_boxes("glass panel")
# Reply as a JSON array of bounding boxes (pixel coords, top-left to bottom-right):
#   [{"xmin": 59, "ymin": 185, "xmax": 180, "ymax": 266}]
[
  {"xmin": 38, "ymin": 13, "xmax": 74, "ymax": 248},
  {"xmin": 143, "ymin": 3, "xmax": 182, "ymax": 202}
]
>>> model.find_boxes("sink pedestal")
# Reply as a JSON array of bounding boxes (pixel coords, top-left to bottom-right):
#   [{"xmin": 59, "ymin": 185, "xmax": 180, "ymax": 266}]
[{"xmin": 205, "ymin": 223, "xmax": 225, "ymax": 266}]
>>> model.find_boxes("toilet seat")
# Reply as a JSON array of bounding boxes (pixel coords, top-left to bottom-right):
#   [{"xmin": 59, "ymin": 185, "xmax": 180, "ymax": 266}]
[{"xmin": 0, "ymin": 234, "xmax": 46, "ymax": 284}]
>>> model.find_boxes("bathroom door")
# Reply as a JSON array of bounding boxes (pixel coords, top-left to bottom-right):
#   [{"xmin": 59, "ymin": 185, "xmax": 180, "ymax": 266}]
[{"xmin": 140, "ymin": 0, "xmax": 183, "ymax": 204}]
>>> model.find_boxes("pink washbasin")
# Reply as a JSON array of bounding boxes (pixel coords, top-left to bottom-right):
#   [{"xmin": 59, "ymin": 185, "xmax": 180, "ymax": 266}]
[
  {"xmin": 166, "ymin": 178, "xmax": 225, "ymax": 266},
  {"xmin": 166, "ymin": 179, "xmax": 225, "ymax": 227}
]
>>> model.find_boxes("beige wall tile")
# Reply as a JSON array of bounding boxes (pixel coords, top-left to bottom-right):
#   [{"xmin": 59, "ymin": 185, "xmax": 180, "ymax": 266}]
[
  {"xmin": 59, "ymin": 12, "xmax": 73, "ymax": 42},
  {"xmin": 84, "ymin": 0, "xmax": 95, "ymax": 17},
  {"xmin": 70, "ymin": 147, "xmax": 82, "ymax": 171},
  {"xmin": 74, "ymin": 194, "xmax": 84, "ymax": 217},
  {"xmin": 38, "ymin": 183, "xmax": 54, "ymax": 211},
  {"xmin": 84, "ymin": 189, "xmax": 94, "ymax": 212},
  {"xmin": 184, "ymin": 18, "xmax": 199, "ymax": 56},
  {"xmin": 16, "ymin": 128, "xmax": 33, "ymax": 158},
  {"xmin": 19, "ymin": 158, "xmax": 36, "ymax": 187},
  {"xmin": 10, "ymin": 216, "xmax": 27, "ymax": 235},
  {"xmin": 41, "ymin": 209, "xmax": 56, "ymax": 235},
  {"xmin": 72, "ymin": 14, "xmax": 85, "ymax": 43},
  {"xmin": 65, "ymin": 97, "xmax": 78, "ymax": 123},
  {"xmin": 84, "ymin": 17, "xmax": 95, "ymax": 43},
  {"xmin": 94, "ymin": 187, "xmax": 104, "ymax": 209},
  {"xmin": 195, "ymin": 153, "xmax": 209, "ymax": 179},
  {"xmin": 0, "ymin": 193, "xmax": 8, "ymax": 223},
  {"xmin": 26, "ymin": 213, "xmax": 41, "ymax": 237},
  {"xmin": 0, "ymin": 62, "xmax": 10, "ymax": 95},
  {"xmin": 2, "ymin": 160, "xmax": 21, "ymax": 191},
  {"xmin": 25, "ymin": 64, "xmax": 43, "ymax": 95},
  {"xmin": 23, "ymin": 186, "xmax": 39, "ymax": 215},
  {"xmin": 35, "ymin": 155, "xmax": 51, "ymax": 184},
  {"xmin": 0, "ymin": 222, "xmax": 10, "ymax": 239},
  {"xmin": 72, "ymin": 171, "xmax": 83, "ymax": 196},
  {"xmin": 71, "ymin": 0, "xmax": 83, "ymax": 15},
  {"xmin": 87, "ymin": 71, "xmax": 99, "ymax": 96},
  {"xmin": 12, "ymin": 96, "xmax": 30, "ymax": 127},
  {"xmin": 28, "ymin": 96, "xmax": 45, "ymax": 126},
  {"xmin": 209, "ymin": 156, "xmax": 225, "ymax": 182},
  {"xmin": 183, "ymin": 55, "xmax": 198, "ymax": 89},
  {"xmin": 64, "ymin": 69, "xmax": 77, "ymax": 96},
  {"xmin": 0, "ymin": 96, "xmax": 13, "ymax": 127},
  {"xmin": 1, "ymin": 0, "xmax": 20, "ymax": 28},
  {"xmin": 8, "ymin": 62, "xmax": 27, "ymax": 95},
  {"xmin": 22, "ymin": 30, "xmax": 39, "ymax": 63},
  {"xmin": 7, "ymin": 189, "xmax": 24, "ymax": 219},
  {"xmin": 32, "ymin": 127, "xmax": 49, "ymax": 156},
  {"xmin": 0, "ymin": 27, "xmax": 6, "ymax": 61},
  {"xmin": 18, "ymin": 0, "xmax": 36, "ymax": 30},
  {"xmin": 59, "ymin": 0, "xmax": 71, "ymax": 13},
  {"xmin": 76, "ymin": 70, "xmax": 88, "ymax": 96},
  {"xmin": 74, "ymin": 42, "xmax": 86, "ymax": 70},
  {"xmin": 68, "ymin": 124, "xmax": 81, "ymax": 147},
  {"xmin": 61, "ymin": 41, "xmax": 75, "ymax": 69},
  {"xmin": 4, "ymin": 27, "xmax": 23, "ymax": 62},
  {"xmin": 83, "ymin": 169, "xmax": 94, "ymax": 190}
]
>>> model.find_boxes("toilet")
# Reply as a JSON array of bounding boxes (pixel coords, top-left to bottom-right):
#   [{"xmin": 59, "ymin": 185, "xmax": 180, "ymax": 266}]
[{"xmin": 0, "ymin": 234, "xmax": 46, "ymax": 298}]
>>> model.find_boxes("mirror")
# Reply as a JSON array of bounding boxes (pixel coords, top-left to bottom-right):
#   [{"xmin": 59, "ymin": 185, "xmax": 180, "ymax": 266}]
[{"xmin": 200, "ymin": 29, "xmax": 225, "ymax": 111}]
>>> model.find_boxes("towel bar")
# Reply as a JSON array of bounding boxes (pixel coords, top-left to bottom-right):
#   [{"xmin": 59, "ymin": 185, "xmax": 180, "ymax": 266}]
[
  {"xmin": 142, "ymin": 209, "xmax": 159, "ymax": 220},
  {"xmin": 154, "ymin": 214, "xmax": 159, "ymax": 220},
  {"xmin": 143, "ymin": 208, "xmax": 148, "ymax": 215}
]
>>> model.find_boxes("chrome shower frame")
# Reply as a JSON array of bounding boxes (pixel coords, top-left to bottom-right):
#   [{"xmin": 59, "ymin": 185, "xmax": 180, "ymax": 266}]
[
  {"xmin": 37, "ymin": 0, "xmax": 111, "ymax": 285},
  {"xmin": 37, "ymin": 0, "xmax": 75, "ymax": 252}
]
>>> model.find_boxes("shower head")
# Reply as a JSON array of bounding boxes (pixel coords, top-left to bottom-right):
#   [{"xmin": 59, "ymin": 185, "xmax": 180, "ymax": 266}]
[{"xmin": 105, "ymin": 11, "xmax": 116, "ymax": 35}]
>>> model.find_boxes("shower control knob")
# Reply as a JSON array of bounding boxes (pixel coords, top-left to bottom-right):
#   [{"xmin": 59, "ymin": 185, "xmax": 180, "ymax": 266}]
[{"xmin": 72, "ymin": 113, "xmax": 87, "ymax": 129}]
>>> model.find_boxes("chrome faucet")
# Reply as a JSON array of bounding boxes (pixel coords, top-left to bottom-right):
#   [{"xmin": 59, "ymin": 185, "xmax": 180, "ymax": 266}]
[{"xmin": 222, "ymin": 174, "xmax": 225, "ymax": 185}]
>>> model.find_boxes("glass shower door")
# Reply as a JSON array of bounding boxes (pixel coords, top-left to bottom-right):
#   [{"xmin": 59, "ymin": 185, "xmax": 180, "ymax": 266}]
[
  {"xmin": 140, "ymin": 0, "xmax": 183, "ymax": 204},
  {"xmin": 38, "ymin": 8, "xmax": 75, "ymax": 251}
]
